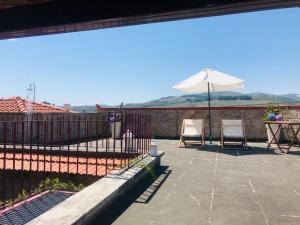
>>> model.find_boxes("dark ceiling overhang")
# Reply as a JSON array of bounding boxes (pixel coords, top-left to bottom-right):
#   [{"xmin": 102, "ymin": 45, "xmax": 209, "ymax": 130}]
[{"xmin": 0, "ymin": 0, "xmax": 299, "ymax": 39}]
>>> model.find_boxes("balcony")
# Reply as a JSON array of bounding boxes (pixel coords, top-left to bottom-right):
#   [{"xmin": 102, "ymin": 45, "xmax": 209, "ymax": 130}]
[{"xmin": 98, "ymin": 139, "xmax": 300, "ymax": 225}]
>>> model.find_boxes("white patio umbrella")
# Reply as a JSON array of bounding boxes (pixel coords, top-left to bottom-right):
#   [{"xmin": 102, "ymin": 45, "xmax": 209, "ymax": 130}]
[{"xmin": 173, "ymin": 68, "xmax": 245, "ymax": 144}]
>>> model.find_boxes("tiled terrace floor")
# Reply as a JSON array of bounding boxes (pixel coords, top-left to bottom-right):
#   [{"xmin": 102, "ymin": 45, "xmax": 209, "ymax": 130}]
[{"xmin": 98, "ymin": 140, "xmax": 300, "ymax": 225}]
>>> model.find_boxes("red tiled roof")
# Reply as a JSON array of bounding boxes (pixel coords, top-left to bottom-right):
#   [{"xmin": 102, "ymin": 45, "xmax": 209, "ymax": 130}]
[{"xmin": 0, "ymin": 97, "xmax": 68, "ymax": 113}]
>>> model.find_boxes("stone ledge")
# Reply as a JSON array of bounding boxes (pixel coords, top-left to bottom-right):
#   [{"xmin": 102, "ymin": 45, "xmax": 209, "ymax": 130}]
[{"xmin": 26, "ymin": 152, "xmax": 164, "ymax": 225}]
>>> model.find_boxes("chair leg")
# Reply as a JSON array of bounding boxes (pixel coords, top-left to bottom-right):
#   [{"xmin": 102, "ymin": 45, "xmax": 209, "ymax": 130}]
[{"xmin": 179, "ymin": 136, "xmax": 185, "ymax": 148}]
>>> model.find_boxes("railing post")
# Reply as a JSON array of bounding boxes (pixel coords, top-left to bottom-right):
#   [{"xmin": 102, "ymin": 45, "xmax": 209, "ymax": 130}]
[
  {"xmin": 67, "ymin": 116, "xmax": 70, "ymax": 174},
  {"xmin": 76, "ymin": 119, "xmax": 80, "ymax": 174},
  {"xmin": 59, "ymin": 119, "xmax": 62, "ymax": 173},
  {"xmin": 95, "ymin": 118, "xmax": 99, "ymax": 176},
  {"xmin": 85, "ymin": 115, "xmax": 89, "ymax": 175},
  {"xmin": 50, "ymin": 120, "xmax": 53, "ymax": 173},
  {"xmin": 2, "ymin": 122, "xmax": 7, "ymax": 208}
]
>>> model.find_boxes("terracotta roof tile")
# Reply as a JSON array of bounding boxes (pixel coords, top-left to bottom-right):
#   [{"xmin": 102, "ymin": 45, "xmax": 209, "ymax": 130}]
[{"xmin": 0, "ymin": 97, "xmax": 68, "ymax": 113}]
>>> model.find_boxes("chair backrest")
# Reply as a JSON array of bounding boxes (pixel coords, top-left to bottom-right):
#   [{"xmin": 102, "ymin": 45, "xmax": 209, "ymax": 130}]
[
  {"xmin": 182, "ymin": 119, "xmax": 203, "ymax": 136},
  {"xmin": 222, "ymin": 119, "xmax": 244, "ymax": 137}
]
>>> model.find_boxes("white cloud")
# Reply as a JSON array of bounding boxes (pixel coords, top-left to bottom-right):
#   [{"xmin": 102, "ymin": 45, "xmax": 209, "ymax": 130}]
[{"xmin": 7, "ymin": 38, "xmax": 18, "ymax": 42}]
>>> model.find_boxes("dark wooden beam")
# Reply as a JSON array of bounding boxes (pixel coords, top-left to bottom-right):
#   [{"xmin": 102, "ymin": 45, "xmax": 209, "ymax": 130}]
[{"xmin": 0, "ymin": 0, "xmax": 299, "ymax": 39}]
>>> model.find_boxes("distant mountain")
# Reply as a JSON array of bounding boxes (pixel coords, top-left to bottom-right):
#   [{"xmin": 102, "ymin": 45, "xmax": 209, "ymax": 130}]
[
  {"xmin": 70, "ymin": 105, "xmax": 97, "ymax": 112},
  {"xmin": 68, "ymin": 92, "xmax": 300, "ymax": 111},
  {"xmin": 125, "ymin": 92, "xmax": 300, "ymax": 108},
  {"xmin": 277, "ymin": 93, "xmax": 300, "ymax": 101}
]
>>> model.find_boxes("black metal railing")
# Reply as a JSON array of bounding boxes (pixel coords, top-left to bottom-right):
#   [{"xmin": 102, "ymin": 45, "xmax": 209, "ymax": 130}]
[{"xmin": 0, "ymin": 112, "xmax": 151, "ymax": 211}]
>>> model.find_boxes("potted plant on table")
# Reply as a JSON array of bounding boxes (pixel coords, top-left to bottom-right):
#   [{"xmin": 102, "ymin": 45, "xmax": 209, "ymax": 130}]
[
  {"xmin": 262, "ymin": 104, "xmax": 284, "ymax": 143},
  {"xmin": 108, "ymin": 111, "xmax": 123, "ymax": 138}
]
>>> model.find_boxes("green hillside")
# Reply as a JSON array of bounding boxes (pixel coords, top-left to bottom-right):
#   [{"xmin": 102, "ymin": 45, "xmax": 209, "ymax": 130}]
[
  {"xmin": 69, "ymin": 92, "xmax": 300, "ymax": 112},
  {"xmin": 125, "ymin": 92, "xmax": 300, "ymax": 108}
]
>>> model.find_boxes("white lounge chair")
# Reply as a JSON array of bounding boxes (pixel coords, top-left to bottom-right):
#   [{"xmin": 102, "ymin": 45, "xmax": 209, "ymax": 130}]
[
  {"xmin": 179, "ymin": 119, "xmax": 205, "ymax": 148},
  {"xmin": 220, "ymin": 119, "xmax": 247, "ymax": 148}
]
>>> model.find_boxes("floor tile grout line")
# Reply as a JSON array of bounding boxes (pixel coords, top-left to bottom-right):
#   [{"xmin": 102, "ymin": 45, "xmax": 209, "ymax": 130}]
[
  {"xmin": 161, "ymin": 146, "xmax": 198, "ymax": 206},
  {"xmin": 252, "ymin": 146, "xmax": 300, "ymax": 197},
  {"xmin": 237, "ymin": 147, "xmax": 270, "ymax": 225},
  {"xmin": 208, "ymin": 148, "xmax": 218, "ymax": 224}
]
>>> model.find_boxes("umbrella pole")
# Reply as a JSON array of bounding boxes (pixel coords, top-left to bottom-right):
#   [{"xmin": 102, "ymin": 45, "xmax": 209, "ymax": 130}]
[{"xmin": 208, "ymin": 82, "xmax": 212, "ymax": 144}]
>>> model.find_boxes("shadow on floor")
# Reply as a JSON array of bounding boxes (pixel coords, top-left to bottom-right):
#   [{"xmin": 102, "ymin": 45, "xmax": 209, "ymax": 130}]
[
  {"xmin": 182, "ymin": 143, "xmax": 300, "ymax": 156},
  {"xmin": 90, "ymin": 166, "xmax": 171, "ymax": 225}
]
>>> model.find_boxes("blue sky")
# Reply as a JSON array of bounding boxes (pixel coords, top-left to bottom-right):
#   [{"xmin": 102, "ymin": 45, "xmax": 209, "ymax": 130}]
[{"xmin": 0, "ymin": 8, "xmax": 299, "ymax": 106}]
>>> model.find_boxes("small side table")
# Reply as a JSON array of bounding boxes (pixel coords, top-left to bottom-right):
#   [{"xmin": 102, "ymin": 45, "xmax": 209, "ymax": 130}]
[{"xmin": 265, "ymin": 121, "xmax": 300, "ymax": 153}]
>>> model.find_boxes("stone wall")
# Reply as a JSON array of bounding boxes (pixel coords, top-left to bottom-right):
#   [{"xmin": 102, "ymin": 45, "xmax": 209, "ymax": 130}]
[
  {"xmin": 101, "ymin": 106, "xmax": 300, "ymax": 141},
  {"xmin": 1, "ymin": 107, "xmax": 300, "ymax": 142}
]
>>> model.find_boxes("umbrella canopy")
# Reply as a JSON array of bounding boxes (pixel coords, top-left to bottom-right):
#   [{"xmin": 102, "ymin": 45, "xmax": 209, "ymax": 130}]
[
  {"xmin": 173, "ymin": 68, "xmax": 245, "ymax": 92},
  {"xmin": 173, "ymin": 68, "xmax": 245, "ymax": 144}
]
